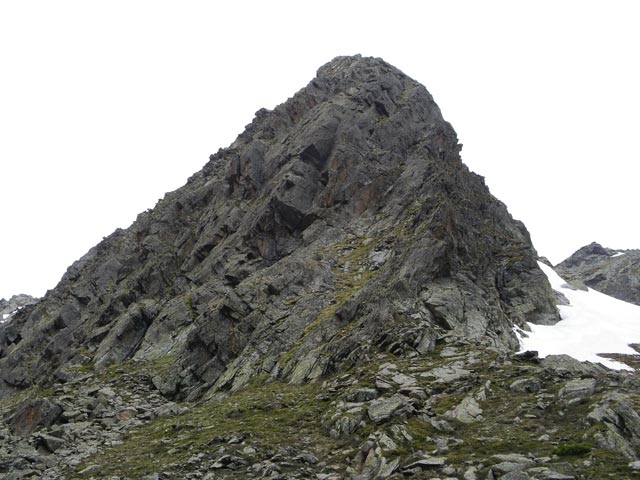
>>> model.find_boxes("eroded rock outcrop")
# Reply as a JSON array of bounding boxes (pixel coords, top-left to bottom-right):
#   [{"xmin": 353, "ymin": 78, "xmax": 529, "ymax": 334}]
[
  {"xmin": 556, "ymin": 242, "xmax": 640, "ymax": 305},
  {"xmin": 0, "ymin": 55, "xmax": 559, "ymax": 403}
]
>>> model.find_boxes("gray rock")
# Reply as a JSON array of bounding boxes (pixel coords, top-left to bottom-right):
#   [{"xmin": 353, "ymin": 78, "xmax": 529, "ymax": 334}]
[
  {"xmin": 544, "ymin": 474, "xmax": 575, "ymax": 480},
  {"xmin": 242, "ymin": 445, "xmax": 256, "ymax": 456},
  {"xmin": 347, "ymin": 388, "xmax": 379, "ymax": 403},
  {"xmin": 6, "ymin": 398, "xmax": 63, "ymax": 436},
  {"xmin": 210, "ymin": 454, "xmax": 248, "ymax": 469},
  {"xmin": 445, "ymin": 394, "xmax": 484, "ymax": 424},
  {"xmin": 0, "ymin": 294, "xmax": 38, "ymax": 324},
  {"xmin": 376, "ymin": 456, "xmax": 400, "ymax": 478},
  {"xmin": 97, "ymin": 387, "xmax": 117, "ymax": 398},
  {"xmin": 540, "ymin": 355, "xmax": 606, "ymax": 377},
  {"xmin": 77, "ymin": 465, "xmax": 101, "ymax": 475},
  {"xmin": 0, "ymin": 55, "xmax": 560, "ymax": 404},
  {"xmin": 422, "ymin": 362, "xmax": 472, "ymax": 383},
  {"xmin": 509, "ymin": 378, "xmax": 542, "ymax": 393},
  {"xmin": 61, "ymin": 410, "xmax": 83, "ymax": 421},
  {"xmin": 556, "ymin": 242, "xmax": 640, "ymax": 306},
  {"xmin": 367, "ymin": 394, "xmax": 414, "ymax": 423},
  {"xmin": 464, "ymin": 466, "xmax": 479, "ymax": 480},
  {"xmin": 389, "ymin": 372, "xmax": 417, "ymax": 387},
  {"xmin": 492, "ymin": 462, "xmax": 529, "ymax": 474},
  {"xmin": 429, "ymin": 417, "xmax": 455, "ymax": 432},
  {"xmin": 492, "ymin": 454, "xmax": 534, "ymax": 464},
  {"xmin": 588, "ymin": 392, "xmax": 640, "ymax": 459},
  {"xmin": 338, "ymin": 413, "xmax": 364, "ymax": 434},
  {"xmin": 558, "ymin": 378, "xmax": 596, "ymax": 404},
  {"xmin": 402, "ymin": 456, "xmax": 447, "ymax": 469},
  {"xmin": 154, "ymin": 402, "xmax": 189, "ymax": 417},
  {"xmin": 350, "ymin": 440, "xmax": 398, "ymax": 479},
  {"xmin": 36, "ymin": 433, "xmax": 66, "ymax": 453},
  {"xmin": 295, "ymin": 452, "xmax": 319, "ymax": 464},
  {"xmin": 527, "ymin": 466, "xmax": 576, "ymax": 479},
  {"xmin": 498, "ymin": 471, "xmax": 530, "ymax": 480}
]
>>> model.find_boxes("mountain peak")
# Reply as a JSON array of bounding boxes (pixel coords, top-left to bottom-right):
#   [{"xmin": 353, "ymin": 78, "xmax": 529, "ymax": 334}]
[
  {"xmin": 0, "ymin": 56, "xmax": 558, "ymax": 401},
  {"xmin": 310, "ymin": 54, "xmax": 431, "ymax": 121},
  {"xmin": 315, "ymin": 54, "xmax": 407, "ymax": 82}
]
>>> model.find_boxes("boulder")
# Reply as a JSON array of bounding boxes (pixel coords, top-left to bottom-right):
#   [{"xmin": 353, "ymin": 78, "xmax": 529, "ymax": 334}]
[
  {"xmin": 558, "ymin": 378, "xmax": 597, "ymax": 405},
  {"xmin": 588, "ymin": 393, "xmax": 640, "ymax": 459},
  {"xmin": 445, "ymin": 393, "xmax": 484, "ymax": 424},
  {"xmin": 509, "ymin": 378, "xmax": 542, "ymax": 394},
  {"xmin": 6, "ymin": 398, "xmax": 63, "ymax": 436},
  {"xmin": 367, "ymin": 394, "xmax": 415, "ymax": 423},
  {"xmin": 422, "ymin": 362, "xmax": 472, "ymax": 383}
]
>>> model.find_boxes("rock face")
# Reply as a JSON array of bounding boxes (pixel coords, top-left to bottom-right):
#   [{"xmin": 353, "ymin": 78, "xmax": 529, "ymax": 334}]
[
  {"xmin": 556, "ymin": 242, "xmax": 640, "ymax": 306},
  {"xmin": 0, "ymin": 55, "xmax": 558, "ymax": 404}
]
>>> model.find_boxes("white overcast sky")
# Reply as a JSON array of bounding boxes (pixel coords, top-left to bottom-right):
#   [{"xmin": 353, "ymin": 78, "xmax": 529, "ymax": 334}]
[{"xmin": 1, "ymin": 1, "xmax": 639, "ymax": 300}]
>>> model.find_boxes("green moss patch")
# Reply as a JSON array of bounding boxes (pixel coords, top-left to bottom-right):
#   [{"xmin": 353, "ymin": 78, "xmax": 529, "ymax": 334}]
[{"xmin": 554, "ymin": 442, "xmax": 591, "ymax": 457}]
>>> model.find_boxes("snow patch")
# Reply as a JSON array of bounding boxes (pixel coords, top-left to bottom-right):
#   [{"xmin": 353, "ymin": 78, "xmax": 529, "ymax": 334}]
[
  {"xmin": 611, "ymin": 252, "xmax": 625, "ymax": 257},
  {"xmin": 1, "ymin": 309, "xmax": 20, "ymax": 323},
  {"xmin": 515, "ymin": 262, "xmax": 640, "ymax": 370}
]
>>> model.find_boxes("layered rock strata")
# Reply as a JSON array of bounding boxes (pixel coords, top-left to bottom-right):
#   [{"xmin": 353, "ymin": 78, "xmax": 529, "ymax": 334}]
[{"xmin": 0, "ymin": 55, "xmax": 559, "ymax": 403}]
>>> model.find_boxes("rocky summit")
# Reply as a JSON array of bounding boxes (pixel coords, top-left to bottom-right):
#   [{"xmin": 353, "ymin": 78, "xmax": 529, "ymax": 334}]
[
  {"xmin": 556, "ymin": 242, "xmax": 640, "ymax": 306},
  {"xmin": 0, "ymin": 54, "xmax": 559, "ymax": 401},
  {"xmin": 0, "ymin": 55, "xmax": 638, "ymax": 479}
]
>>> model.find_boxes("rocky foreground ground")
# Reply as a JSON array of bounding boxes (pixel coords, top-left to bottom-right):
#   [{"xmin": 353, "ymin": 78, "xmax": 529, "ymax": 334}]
[{"xmin": 3, "ymin": 339, "xmax": 640, "ymax": 479}]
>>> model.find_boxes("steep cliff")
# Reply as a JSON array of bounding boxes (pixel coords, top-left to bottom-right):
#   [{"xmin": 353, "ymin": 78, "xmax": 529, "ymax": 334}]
[{"xmin": 0, "ymin": 56, "xmax": 559, "ymax": 402}]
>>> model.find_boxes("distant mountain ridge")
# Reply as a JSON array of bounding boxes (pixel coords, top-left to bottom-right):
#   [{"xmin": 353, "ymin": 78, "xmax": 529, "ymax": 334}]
[
  {"xmin": 0, "ymin": 294, "xmax": 38, "ymax": 323},
  {"xmin": 556, "ymin": 242, "xmax": 640, "ymax": 306}
]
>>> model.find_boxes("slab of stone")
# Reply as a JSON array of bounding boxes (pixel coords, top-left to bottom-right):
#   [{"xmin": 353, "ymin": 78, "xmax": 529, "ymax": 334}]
[
  {"xmin": 492, "ymin": 453, "xmax": 535, "ymax": 464},
  {"xmin": 347, "ymin": 387, "xmax": 378, "ymax": 403},
  {"xmin": 445, "ymin": 394, "xmax": 483, "ymax": 424},
  {"xmin": 558, "ymin": 378, "xmax": 596, "ymax": 404},
  {"xmin": 509, "ymin": 378, "xmax": 542, "ymax": 393},
  {"xmin": 402, "ymin": 456, "xmax": 446, "ymax": 469},
  {"xmin": 367, "ymin": 394, "xmax": 414, "ymax": 423},
  {"xmin": 421, "ymin": 362, "xmax": 471, "ymax": 383},
  {"xmin": 390, "ymin": 372, "xmax": 417, "ymax": 387}
]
